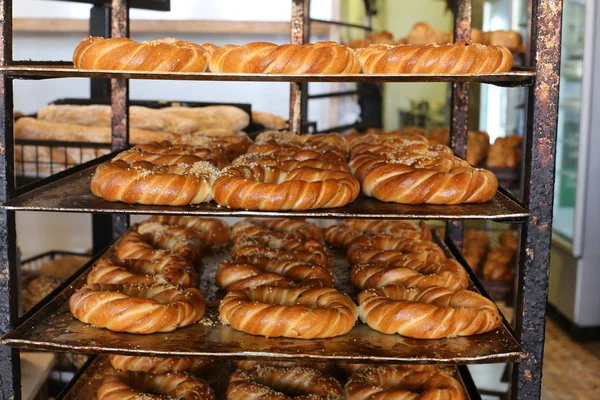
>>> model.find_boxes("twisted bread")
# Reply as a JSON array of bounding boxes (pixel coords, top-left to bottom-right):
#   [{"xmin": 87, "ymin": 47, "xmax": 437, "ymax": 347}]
[
  {"xmin": 210, "ymin": 41, "xmax": 360, "ymax": 74},
  {"xmin": 338, "ymin": 362, "xmax": 442, "ymax": 375},
  {"xmin": 114, "ymin": 147, "xmax": 229, "ymax": 169},
  {"xmin": 212, "ymin": 164, "xmax": 360, "ymax": 210},
  {"xmin": 91, "ymin": 159, "xmax": 218, "ymax": 206},
  {"xmin": 233, "ymin": 153, "xmax": 349, "ymax": 172},
  {"xmin": 356, "ymin": 41, "xmax": 513, "ymax": 74},
  {"xmin": 86, "ymin": 258, "xmax": 199, "ymax": 288},
  {"xmin": 217, "ymin": 260, "xmax": 333, "ymax": 291},
  {"xmin": 23, "ymin": 276, "xmax": 62, "ymax": 312},
  {"xmin": 136, "ymin": 221, "xmax": 205, "ymax": 263},
  {"xmin": 97, "ymin": 372, "xmax": 214, "ymax": 400},
  {"xmin": 325, "ymin": 220, "xmax": 428, "ymax": 248},
  {"xmin": 109, "ymin": 355, "xmax": 213, "ymax": 374},
  {"xmin": 235, "ymin": 360, "xmax": 331, "ymax": 372},
  {"xmin": 351, "ymin": 259, "xmax": 469, "ymax": 291},
  {"xmin": 216, "ymin": 262, "xmax": 293, "ymax": 291},
  {"xmin": 357, "ymin": 285, "xmax": 501, "ymax": 339},
  {"xmin": 350, "ymin": 152, "xmax": 498, "ymax": 204},
  {"xmin": 148, "ymin": 216, "xmax": 231, "ymax": 247},
  {"xmin": 116, "ymin": 231, "xmax": 194, "ymax": 264},
  {"xmin": 219, "ymin": 287, "xmax": 357, "ymax": 339},
  {"xmin": 74, "ymin": 37, "xmax": 210, "ymax": 72},
  {"xmin": 69, "ymin": 283, "xmax": 205, "ymax": 334},
  {"xmin": 254, "ymin": 131, "xmax": 346, "ymax": 150},
  {"xmin": 232, "ymin": 238, "xmax": 332, "ymax": 268},
  {"xmin": 347, "ymin": 235, "xmax": 447, "ymax": 266},
  {"xmin": 232, "ymin": 218, "xmax": 324, "ymax": 242},
  {"xmin": 345, "ymin": 366, "xmax": 465, "ymax": 400},
  {"xmin": 170, "ymin": 133, "xmax": 252, "ymax": 161},
  {"xmin": 227, "ymin": 365, "xmax": 343, "ymax": 400}
]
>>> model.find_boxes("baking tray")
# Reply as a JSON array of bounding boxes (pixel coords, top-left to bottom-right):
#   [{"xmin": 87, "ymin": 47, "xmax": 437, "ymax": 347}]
[
  {"xmin": 2, "ymin": 227, "xmax": 526, "ymax": 364},
  {"xmin": 3, "ymin": 155, "xmax": 529, "ymax": 222},
  {"xmin": 0, "ymin": 64, "xmax": 535, "ymax": 88},
  {"xmin": 58, "ymin": 356, "xmax": 479, "ymax": 400}
]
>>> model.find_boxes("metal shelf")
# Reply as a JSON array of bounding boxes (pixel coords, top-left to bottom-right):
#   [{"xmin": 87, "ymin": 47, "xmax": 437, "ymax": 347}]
[
  {"xmin": 0, "ymin": 64, "xmax": 535, "ymax": 87},
  {"xmin": 2, "ymin": 154, "xmax": 529, "ymax": 221},
  {"xmin": 1, "ymin": 232, "xmax": 526, "ymax": 365},
  {"xmin": 58, "ymin": 357, "xmax": 479, "ymax": 400},
  {"xmin": 43, "ymin": 0, "xmax": 170, "ymax": 10}
]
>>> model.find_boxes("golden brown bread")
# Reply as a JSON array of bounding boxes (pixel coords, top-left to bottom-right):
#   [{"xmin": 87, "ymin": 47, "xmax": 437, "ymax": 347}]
[
  {"xmin": 324, "ymin": 220, "xmax": 426, "ymax": 248},
  {"xmin": 231, "ymin": 218, "xmax": 324, "ymax": 242},
  {"xmin": 219, "ymin": 286, "xmax": 357, "ymax": 339},
  {"xmin": 91, "ymin": 159, "xmax": 218, "ymax": 206},
  {"xmin": 15, "ymin": 117, "xmax": 170, "ymax": 143},
  {"xmin": 346, "ymin": 234, "xmax": 447, "ymax": 266},
  {"xmin": 351, "ymin": 258, "xmax": 469, "ymax": 291},
  {"xmin": 97, "ymin": 371, "xmax": 214, "ymax": 400},
  {"xmin": 73, "ymin": 36, "xmax": 210, "ymax": 72},
  {"xmin": 357, "ymin": 41, "xmax": 513, "ymax": 74},
  {"xmin": 39, "ymin": 255, "xmax": 90, "ymax": 280},
  {"xmin": 227, "ymin": 365, "xmax": 343, "ymax": 400},
  {"xmin": 345, "ymin": 365, "xmax": 465, "ymax": 400},
  {"xmin": 147, "ymin": 216, "xmax": 231, "ymax": 247},
  {"xmin": 485, "ymin": 30, "xmax": 523, "ymax": 52},
  {"xmin": 407, "ymin": 22, "xmax": 452, "ymax": 45},
  {"xmin": 357, "ymin": 285, "xmax": 501, "ymax": 339},
  {"xmin": 235, "ymin": 360, "xmax": 331, "ymax": 372},
  {"xmin": 212, "ymin": 164, "xmax": 360, "ymax": 210},
  {"xmin": 158, "ymin": 105, "xmax": 251, "ymax": 131},
  {"xmin": 23, "ymin": 275, "xmax": 62, "ymax": 312},
  {"xmin": 170, "ymin": 133, "xmax": 252, "ymax": 161},
  {"xmin": 350, "ymin": 150, "xmax": 498, "ymax": 204},
  {"xmin": 69, "ymin": 283, "xmax": 205, "ymax": 334},
  {"xmin": 136, "ymin": 221, "xmax": 205, "ymax": 263},
  {"xmin": 216, "ymin": 259, "xmax": 333, "ymax": 291},
  {"xmin": 486, "ymin": 135, "xmax": 522, "ymax": 168},
  {"xmin": 233, "ymin": 153, "xmax": 350, "ymax": 172},
  {"xmin": 251, "ymin": 110, "xmax": 288, "ymax": 130},
  {"xmin": 232, "ymin": 236, "xmax": 332, "ymax": 267},
  {"xmin": 86, "ymin": 257, "xmax": 199, "ymax": 288},
  {"xmin": 114, "ymin": 147, "xmax": 229, "ymax": 169},
  {"xmin": 209, "ymin": 41, "xmax": 361, "ymax": 74},
  {"xmin": 109, "ymin": 355, "xmax": 213, "ymax": 374}
]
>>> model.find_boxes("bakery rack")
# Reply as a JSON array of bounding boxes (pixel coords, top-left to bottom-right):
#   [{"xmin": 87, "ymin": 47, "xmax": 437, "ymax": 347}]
[{"xmin": 0, "ymin": 0, "xmax": 563, "ymax": 399}]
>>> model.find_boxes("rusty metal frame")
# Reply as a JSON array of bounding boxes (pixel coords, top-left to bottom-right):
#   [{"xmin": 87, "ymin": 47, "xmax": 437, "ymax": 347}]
[
  {"xmin": 0, "ymin": 1, "xmax": 20, "ymax": 398},
  {"xmin": 511, "ymin": 0, "xmax": 563, "ymax": 399},
  {"xmin": 289, "ymin": 0, "xmax": 310, "ymax": 134},
  {"xmin": 445, "ymin": 0, "xmax": 473, "ymax": 251}
]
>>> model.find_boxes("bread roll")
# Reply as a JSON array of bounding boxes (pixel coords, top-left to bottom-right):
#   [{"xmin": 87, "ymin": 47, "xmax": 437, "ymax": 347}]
[
  {"xmin": 73, "ymin": 36, "xmax": 210, "ymax": 72},
  {"xmin": 158, "ymin": 105, "xmax": 250, "ymax": 131},
  {"xmin": 251, "ymin": 110, "xmax": 287, "ymax": 130}
]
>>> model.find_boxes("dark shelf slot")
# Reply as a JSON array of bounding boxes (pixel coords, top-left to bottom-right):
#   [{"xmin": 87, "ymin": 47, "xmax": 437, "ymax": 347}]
[
  {"xmin": 0, "ymin": 64, "xmax": 535, "ymax": 87},
  {"xmin": 1, "ymin": 230, "xmax": 526, "ymax": 364}
]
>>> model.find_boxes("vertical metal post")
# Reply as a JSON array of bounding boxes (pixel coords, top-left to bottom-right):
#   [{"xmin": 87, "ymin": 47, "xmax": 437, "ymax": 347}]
[
  {"xmin": 446, "ymin": 0, "xmax": 472, "ymax": 250},
  {"xmin": 90, "ymin": 4, "xmax": 113, "ymax": 252},
  {"xmin": 512, "ymin": 0, "xmax": 563, "ymax": 398},
  {"xmin": 0, "ymin": 1, "xmax": 21, "ymax": 398},
  {"xmin": 289, "ymin": 0, "xmax": 310, "ymax": 134},
  {"xmin": 110, "ymin": 0, "xmax": 130, "ymax": 239}
]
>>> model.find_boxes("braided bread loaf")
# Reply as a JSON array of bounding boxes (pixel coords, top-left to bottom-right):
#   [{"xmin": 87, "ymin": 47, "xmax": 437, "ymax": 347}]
[
  {"xmin": 97, "ymin": 372, "xmax": 215, "ymax": 400},
  {"xmin": 148, "ymin": 216, "xmax": 231, "ymax": 247},
  {"xmin": 69, "ymin": 283, "xmax": 205, "ymax": 334},
  {"xmin": 345, "ymin": 365, "xmax": 465, "ymax": 400},
  {"xmin": 350, "ymin": 152, "xmax": 498, "ymax": 204},
  {"xmin": 232, "ymin": 237, "xmax": 332, "ymax": 267},
  {"xmin": 91, "ymin": 159, "xmax": 218, "ymax": 206},
  {"xmin": 357, "ymin": 285, "xmax": 501, "ymax": 339},
  {"xmin": 233, "ymin": 153, "xmax": 350, "ymax": 172},
  {"xmin": 136, "ymin": 221, "xmax": 205, "ymax": 263},
  {"xmin": 116, "ymin": 231, "xmax": 191, "ymax": 263},
  {"xmin": 357, "ymin": 41, "xmax": 513, "ymax": 74},
  {"xmin": 86, "ymin": 258, "xmax": 199, "ymax": 288},
  {"xmin": 351, "ymin": 259, "xmax": 469, "ymax": 291},
  {"xmin": 170, "ymin": 134, "xmax": 252, "ymax": 161},
  {"xmin": 217, "ymin": 259, "xmax": 333, "ymax": 291},
  {"xmin": 74, "ymin": 37, "xmax": 211, "ymax": 72},
  {"xmin": 235, "ymin": 360, "xmax": 331, "ymax": 372},
  {"xmin": 113, "ymin": 147, "xmax": 229, "ymax": 169},
  {"xmin": 232, "ymin": 218, "xmax": 324, "ymax": 242},
  {"xmin": 347, "ymin": 234, "xmax": 447, "ymax": 266},
  {"xmin": 210, "ymin": 41, "xmax": 360, "ymax": 74},
  {"xmin": 325, "ymin": 220, "xmax": 428, "ymax": 248},
  {"xmin": 212, "ymin": 164, "xmax": 360, "ymax": 210},
  {"xmin": 227, "ymin": 365, "xmax": 343, "ymax": 400},
  {"xmin": 109, "ymin": 355, "xmax": 212, "ymax": 374},
  {"xmin": 219, "ymin": 287, "xmax": 357, "ymax": 339}
]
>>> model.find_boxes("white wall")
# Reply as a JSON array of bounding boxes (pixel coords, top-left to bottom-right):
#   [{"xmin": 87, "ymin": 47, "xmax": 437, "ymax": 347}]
[{"xmin": 13, "ymin": 0, "xmax": 339, "ymax": 258}]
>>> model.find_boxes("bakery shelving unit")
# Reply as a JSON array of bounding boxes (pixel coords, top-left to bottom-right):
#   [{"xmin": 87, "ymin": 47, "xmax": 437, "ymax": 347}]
[{"xmin": 0, "ymin": 0, "xmax": 562, "ymax": 399}]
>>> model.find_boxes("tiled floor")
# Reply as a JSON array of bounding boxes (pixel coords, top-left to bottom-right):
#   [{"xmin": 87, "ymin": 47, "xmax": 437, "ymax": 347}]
[{"xmin": 470, "ymin": 317, "xmax": 600, "ymax": 399}]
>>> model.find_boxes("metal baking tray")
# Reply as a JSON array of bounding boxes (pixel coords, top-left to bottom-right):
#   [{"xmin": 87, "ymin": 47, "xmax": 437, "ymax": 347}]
[
  {"xmin": 0, "ymin": 64, "xmax": 535, "ymax": 87},
  {"xmin": 3, "ymin": 154, "xmax": 529, "ymax": 221},
  {"xmin": 58, "ymin": 357, "xmax": 480, "ymax": 400},
  {"xmin": 2, "ymin": 227, "xmax": 526, "ymax": 364}
]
